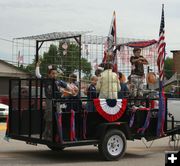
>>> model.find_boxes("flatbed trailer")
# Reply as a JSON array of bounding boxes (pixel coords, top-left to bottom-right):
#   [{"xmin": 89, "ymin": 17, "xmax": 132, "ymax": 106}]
[
  {"xmin": 5, "ymin": 32, "xmax": 180, "ymax": 161},
  {"xmin": 6, "ymin": 78, "xmax": 180, "ymax": 160}
]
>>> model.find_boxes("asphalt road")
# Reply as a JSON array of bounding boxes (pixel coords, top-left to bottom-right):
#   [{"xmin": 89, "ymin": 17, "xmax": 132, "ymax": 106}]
[{"xmin": 0, "ymin": 126, "xmax": 179, "ymax": 166}]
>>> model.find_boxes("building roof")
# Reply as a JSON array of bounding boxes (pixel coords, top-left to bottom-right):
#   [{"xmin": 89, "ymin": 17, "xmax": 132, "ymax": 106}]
[
  {"xmin": 0, "ymin": 59, "xmax": 31, "ymax": 78},
  {"xmin": 171, "ymin": 50, "xmax": 180, "ymax": 53},
  {"xmin": 164, "ymin": 73, "xmax": 180, "ymax": 86}
]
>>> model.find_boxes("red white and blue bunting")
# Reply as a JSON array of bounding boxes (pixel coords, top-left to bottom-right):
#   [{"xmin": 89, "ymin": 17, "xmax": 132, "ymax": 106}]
[
  {"xmin": 93, "ymin": 99, "xmax": 127, "ymax": 122},
  {"xmin": 70, "ymin": 109, "xmax": 76, "ymax": 141},
  {"xmin": 55, "ymin": 112, "xmax": 63, "ymax": 143},
  {"xmin": 129, "ymin": 106, "xmax": 151, "ymax": 134}
]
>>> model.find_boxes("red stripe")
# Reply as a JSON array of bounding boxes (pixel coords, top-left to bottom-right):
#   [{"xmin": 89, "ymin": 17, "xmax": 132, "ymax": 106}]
[
  {"xmin": 157, "ymin": 36, "xmax": 165, "ymax": 80},
  {"xmin": 102, "ymin": 51, "xmax": 107, "ymax": 63},
  {"xmin": 158, "ymin": 35, "xmax": 164, "ymax": 43},
  {"xmin": 158, "ymin": 42, "xmax": 165, "ymax": 52},
  {"xmin": 126, "ymin": 40, "xmax": 157, "ymax": 48},
  {"xmin": 160, "ymin": 60, "xmax": 164, "ymax": 68},
  {"xmin": 160, "ymin": 73, "xmax": 164, "ymax": 81},
  {"xmin": 70, "ymin": 110, "xmax": 76, "ymax": 141}
]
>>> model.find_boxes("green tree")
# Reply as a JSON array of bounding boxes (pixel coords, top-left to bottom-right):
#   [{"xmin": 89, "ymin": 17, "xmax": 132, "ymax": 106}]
[
  {"xmin": 164, "ymin": 57, "xmax": 174, "ymax": 79},
  {"xmin": 25, "ymin": 43, "xmax": 92, "ymax": 78},
  {"xmin": 25, "ymin": 57, "xmax": 43, "ymax": 75},
  {"xmin": 58, "ymin": 42, "xmax": 91, "ymax": 78}
]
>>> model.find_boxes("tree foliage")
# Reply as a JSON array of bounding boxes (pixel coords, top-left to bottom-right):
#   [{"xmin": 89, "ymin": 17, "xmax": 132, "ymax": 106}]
[
  {"xmin": 25, "ymin": 42, "xmax": 92, "ymax": 78},
  {"xmin": 164, "ymin": 57, "xmax": 174, "ymax": 79}
]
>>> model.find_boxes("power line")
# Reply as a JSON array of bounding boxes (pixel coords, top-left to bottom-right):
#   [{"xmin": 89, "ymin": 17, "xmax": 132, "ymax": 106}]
[{"xmin": 0, "ymin": 37, "xmax": 13, "ymax": 43}]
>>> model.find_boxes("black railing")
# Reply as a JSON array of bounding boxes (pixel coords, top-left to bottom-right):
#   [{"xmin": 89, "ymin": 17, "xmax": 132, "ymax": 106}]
[
  {"xmin": 9, "ymin": 78, "xmax": 47, "ymax": 140},
  {"xmin": 8, "ymin": 78, "xmax": 176, "ymax": 144},
  {"xmin": 8, "ymin": 78, "xmax": 86, "ymax": 143}
]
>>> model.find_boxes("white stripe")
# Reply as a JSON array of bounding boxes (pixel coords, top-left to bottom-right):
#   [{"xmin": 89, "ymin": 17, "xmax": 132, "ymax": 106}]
[
  {"xmin": 99, "ymin": 99, "xmax": 122, "ymax": 115},
  {"xmin": 158, "ymin": 44, "xmax": 164, "ymax": 54}
]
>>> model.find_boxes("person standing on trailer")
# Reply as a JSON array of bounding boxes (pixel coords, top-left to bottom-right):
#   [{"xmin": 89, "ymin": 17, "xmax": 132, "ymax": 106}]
[
  {"xmin": 84, "ymin": 67, "xmax": 103, "ymax": 96},
  {"xmin": 130, "ymin": 48, "xmax": 148, "ymax": 98},
  {"xmin": 86, "ymin": 75, "xmax": 98, "ymax": 111},
  {"xmin": 35, "ymin": 61, "xmax": 73, "ymax": 140},
  {"xmin": 96, "ymin": 62, "xmax": 120, "ymax": 99}
]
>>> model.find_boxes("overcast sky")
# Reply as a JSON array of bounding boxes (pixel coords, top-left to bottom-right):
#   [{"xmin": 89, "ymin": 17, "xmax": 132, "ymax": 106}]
[{"xmin": 0, "ymin": 0, "xmax": 180, "ymax": 60}]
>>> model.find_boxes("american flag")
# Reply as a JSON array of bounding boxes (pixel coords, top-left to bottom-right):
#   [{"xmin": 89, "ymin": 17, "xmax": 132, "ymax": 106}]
[
  {"xmin": 157, "ymin": 4, "xmax": 166, "ymax": 137},
  {"xmin": 17, "ymin": 51, "xmax": 24, "ymax": 64},
  {"xmin": 93, "ymin": 58, "xmax": 98, "ymax": 69},
  {"xmin": 108, "ymin": 10, "xmax": 116, "ymax": 50},
  {"xmin": 103, "ymin": 11, "xmax": 117, "ymax": 72},
  {"xmin": 102, "ymin": 40, "xmax": 108, "ymax": 63},
  {"xmin": 157, "ymin": 5, "xmax": 166, "ymax": 81}
]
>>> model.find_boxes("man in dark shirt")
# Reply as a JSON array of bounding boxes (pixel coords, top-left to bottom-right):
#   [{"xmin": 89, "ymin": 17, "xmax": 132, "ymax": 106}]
[
  {"xmin": 130, "ymin": 48, "xmax": 148, "ymax": 97},
  {"xmin": 36, "ymin": 61, "xmax": 69, "ymax": 99},
  {"xmin": 35, "ymin": 61, "xmax": 72, "ymax": 140}
]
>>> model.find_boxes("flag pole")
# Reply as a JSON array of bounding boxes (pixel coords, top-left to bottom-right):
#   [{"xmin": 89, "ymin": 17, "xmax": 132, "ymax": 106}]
[{"xmin": 157, "ymin": 4, "xmax": 166, "ymax": 137}]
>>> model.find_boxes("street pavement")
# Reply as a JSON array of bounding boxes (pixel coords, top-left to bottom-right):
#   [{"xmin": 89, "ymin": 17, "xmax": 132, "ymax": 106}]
[{"xmin": 0, "ymin": 122, "xmax": 179, "ymax": 166}]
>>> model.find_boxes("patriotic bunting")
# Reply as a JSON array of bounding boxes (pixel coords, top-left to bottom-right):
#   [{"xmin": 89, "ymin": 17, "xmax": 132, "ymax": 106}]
[
  {"xmin": 83, "ymin": 110, "xmax": 88, "ymax": 139},
  {"xmin": 137, "ymin": 110, "xmax": 151, "ymax": 134},
  {"xmin": 70, "ymin": 109, "xmax": 76, "ymax": 141},
  {"xmin": 93, "ymin": 99, "xmax": 127, "ymax": 122},
  {"xmin": 55, "ymin": 112, "xmax": 63, "ymax": 143},
  {"xmin": 125, "ymin": 40, "xmax": 157, "ymax": 48}
]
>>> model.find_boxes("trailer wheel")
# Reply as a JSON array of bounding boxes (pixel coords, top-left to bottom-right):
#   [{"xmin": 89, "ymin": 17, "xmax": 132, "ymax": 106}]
[
  {"xmin": 47, "ymin": 145, "xmax": 65, "ymax": 151},
  {"xmin": 98, "ymin": 129, "xmax": 126, "ymax": 161}
]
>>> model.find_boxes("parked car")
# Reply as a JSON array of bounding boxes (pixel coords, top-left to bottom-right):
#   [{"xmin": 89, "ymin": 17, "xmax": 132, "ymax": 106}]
[
  {"xmin": 0, "ymin": 103, "xmax": 9, "ymax": 119},
  {"xmin": 0, "ymin": 95, "xmax": 9, "ymax": 105}
]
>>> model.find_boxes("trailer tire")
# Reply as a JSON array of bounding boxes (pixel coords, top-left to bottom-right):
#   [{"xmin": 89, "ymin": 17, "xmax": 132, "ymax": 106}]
[
  {"xmin": 47, "ymin": 145, "xmax": 65, "ymax": 151},
  {"xmin": 98, "ymin": 129, "xmax": 126, "ymax": 161}
]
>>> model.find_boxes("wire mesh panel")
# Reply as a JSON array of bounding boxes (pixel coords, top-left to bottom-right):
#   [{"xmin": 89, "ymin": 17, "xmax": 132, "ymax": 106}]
[
  {"xmin": 13, "ymin": 34, "xmax": 157, "ymax": 70},
  {"xmin": 117, "ymin": 42, "xmax": 158, "ymax": 82},
  {"xmin": 12, "ymin": 32, "xmax": 159, "ymax": 100}
]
